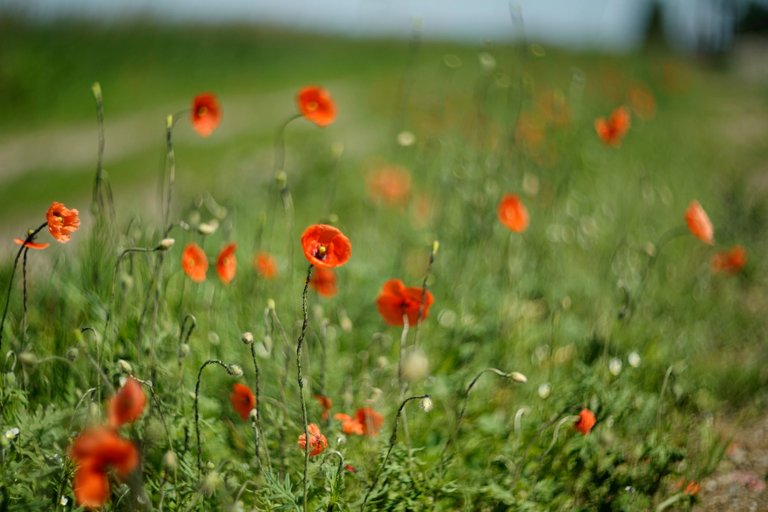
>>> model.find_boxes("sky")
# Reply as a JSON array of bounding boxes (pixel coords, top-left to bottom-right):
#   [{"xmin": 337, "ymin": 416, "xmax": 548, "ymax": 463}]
[{"xmin": 1, "ymin": 0, "xmax": 751, "ymax": 53}]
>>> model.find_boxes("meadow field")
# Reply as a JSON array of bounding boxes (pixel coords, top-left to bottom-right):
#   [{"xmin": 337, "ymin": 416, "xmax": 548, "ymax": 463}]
[{"xmin": 0, "ymin": 19, "xmax": 767, "ymax": 511}]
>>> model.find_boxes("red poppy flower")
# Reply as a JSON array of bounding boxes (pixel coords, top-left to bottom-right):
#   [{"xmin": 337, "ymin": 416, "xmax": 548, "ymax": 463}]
[
  {"xmin": 70, "ymin": 428, "xmax": 139, "ymax": 509},
  {"xmin": 368, "ymin": 166, "xmax": 412, "ymax": 206},
  {"xmin": 182, "ymin": 243, "xmax": 208, "ymax": 282},
  {"xmin": 310, "ymin": 267, "xmax": 337, "ymax": 297},
  {"xmin": 300, "ymin": 224, "xmax": 351, "ymax": 269},
  {"xmin": 356, "ymin": 407, "xmax": 384, "ymax": 436},
  {"xmin": 314, "ymin": 394, "xmax": 332, "ymax": 421},
  {"xmin": 497, "ymin": 194, "xmax": 529, "ymax": 233},
  {"xmin": 297, "ymin": 86, "xmax": 336, "ymax": 127},
  {"xmin": 191, "ymin": 93, "xmax": 221, "ymax": 137},
  {"xmin": 13, "ymin": 238, "xmax": 49, "ymax": 250},
  {"xmin": 711, "ymin": 245, "xmax": 746, "ymax": 274},
  {"xmin": 595, "ymin": 106, "xmax": 631, "ymax": 147},
  {"xmin": 334, "ymin": 408, "xmax": 384, "ymax": 436},
  {"xmin": 297, "ymin": 423, "xmax": 328, "ymax": 456},
  {"xmin": 108, "ymin": 377, "xmax": 146, "ymax": 429},
  {"xmin": 216, "ymin": 243, "xmax": 237, "ymax": 284},
  {"xmin": 683, "ymin": 481, "xmax": 701, "ymax": 496},
  {"xmin": 574, "ymin": 408, "xmax": 596, "ymax": 435},
  {"xmin": 254, "ymin": 252, "xmax": 277, "ymax": 280},
  {"xmin": 334, "ymin": 413, "xmax": 365, "ymax": 435},
  {"xmin": 230, "ymin": 383, "xmax": 256, "ymax": 421},
  {"xmin": 376, "ymin": 279, "xmax": 434, "ymax": 327},
  {"xmin": 685, "ymin": 201, "xmax": 714, "ymax": 245},
  {"xmin": 46, "ymin": 202, "xmax": 80, "ymax": 243}
]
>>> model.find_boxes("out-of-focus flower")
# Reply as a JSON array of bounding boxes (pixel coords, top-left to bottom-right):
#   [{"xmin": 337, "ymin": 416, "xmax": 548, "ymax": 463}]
[
  {"xmin": 376, "ymin": 279, "xmax": 434, "ymax": 327},
  {"xmin": 191, "ymin": 93, "xmax": 221, "ymax": 137},
  {"xmin": 216, "ymin": 243, "xmax": 237, "ymax": 284},
  {"xmin": 685, "ymin": 201, "xmax": 714, "ymax": 245},
  {"xmin": 46, "ymin": 202, "xmax": 80, "ymax": 243},
  {"xmin": 297, "ymin": 86, "xmax": 336, "ymax": 127},
  {"xmin": 182, "ymin": 243, "xmax": 208, "ymax": 282}
]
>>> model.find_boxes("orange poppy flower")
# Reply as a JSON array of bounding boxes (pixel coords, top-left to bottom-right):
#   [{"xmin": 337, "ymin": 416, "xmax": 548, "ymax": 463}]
[
  {"xmin": 368, "ymin": 166, "xmax": 412, "ymax": 206},
  {"xmin": 191, "ymin": 93, "xmax": 221, "ymax": 137},
  {"xmin": 254, "ymin": 252, "xmax": 277, "ymax": 279},
  {"xmin": 297, "ymin": 86, "xmax": 336, "ymax": 127},
  {"xmin": 46, "ymin": 202, "xmax": 80, "ymax": 243},
  {"xmin": 297, "ymin": 423, "xmax": 328, "ymax": 456},
  {"xmin": 310, "ymin": 267, "xmax": 337, "ymax": 297},
  {"xmin": 683, "ymin": 480, "xmax": 701, "ymax": 496},
  {"xmin": 711, "ymin": 245, "xmax": 746, "ymax": 274},
  {"xmin": 108, "ymin": 377, "xmax": 146, "ymax": 429},
  {"xmin": 334, "ymin": 408, "xmax": 384, "ymax": 436},
  {"xmin": 230, "ymin": 383, "xmax": 256, "ymax": 421},
  {"xmin": 376, "ymin": 279, "xmax": 434, "ymax": 327},
  {"xmin": 574, "ymin": 408, "xmax": 596, "ymax": 435},
  {"xmin": 216, "ymin": 243, "xmax": 237, "ymax": 284},
  {"xmin": 13, "ymin": 238, "xmax": 49, "ymax": 250},
  {"xmin": 300, "ymin": 224, "xmax": 351, "ymax": 269},
  {"xmin": 70, "ymin": 427, "xmax": 139, "ymax": 509},
  {"xmin": 595, "ymin": 106, "xmax": 631, "ymax": 147},
  {"xmin": 497, "ymin": 194, "xmax": 529, "ymax": 233},
  {"xmin": 314, "ymin": 394, "xmax": 332, "ymax": 421},
  {"xmin": 182, "ymin": 243, "xmax": 208, "ymax": 282},
  {"xmin": 685, "ymin": 201, "xmax": 714, "ymax": 245}
]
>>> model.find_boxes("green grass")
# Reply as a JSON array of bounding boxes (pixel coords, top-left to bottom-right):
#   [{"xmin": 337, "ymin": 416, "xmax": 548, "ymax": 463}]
[{"xmin": 0, "ymin": 18, "xmax": 767, "ymax": 511}]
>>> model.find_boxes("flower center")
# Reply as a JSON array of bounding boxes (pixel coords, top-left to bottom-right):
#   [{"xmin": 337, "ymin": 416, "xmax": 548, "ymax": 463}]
[
  {"xmin": 314, "ymin": 244, "xmax": 327, "ymax": 260},
  {"xmin": 197, "ymin": 106, "xmax": 208, "ymax": 117},
  {"xmin": 306, "ymin": 101, "xmax": 318, "ymax": 112}
]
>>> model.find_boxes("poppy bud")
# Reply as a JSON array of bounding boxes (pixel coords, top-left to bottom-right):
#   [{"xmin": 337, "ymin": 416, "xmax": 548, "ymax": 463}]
[
  {"xmin": 628, "ymin": 352, "xmax": 641, "ymax": 368},
  {"xmin": 509, "ymin": 372, "xmax": 527, "ymax": 383},
  {"xmin": 609, "ymin": 358, "xmax": 622, "ymax": 376},
  {"xmin": 228, "ymin": 364, "xmax": 244, "ymax": 378},
  {"xmin": 179, "ymin": 343, "xmax": 190, "ymax": 359},
  {"xmin": 118, "ymin": 359, "xmax": 133, "ymax": 374},
  {"xmin": 163, "ymin": 450, "xmax": 177, "ymax": 471},
  {"xmin": 538, "ymin": 383, "xmax": 551, "ymax": 399},
  {"xmin": 241, "ymin": 332, "xmax": 254, "ymax": 345},
  {"xmin": 157, "ymin": 238, "xmax": 175, "ymax": 251},
  {"xmin": 420, "ymin": 397, "xmax": 433, "ymax": 413},
  {"xmin": 18, "ymin": 352, "xmax": 37, "ymax": 366},
  {"xmin": 198, "ymin": 220, "xmax": 219, "ymax": 236},
  {"xmin": 66, "ymin": 347, "xmax": 79, "ymax": 361},
  {"xmin": 267, "ymin": 299, "xmax": 276, "ymax": 311}
]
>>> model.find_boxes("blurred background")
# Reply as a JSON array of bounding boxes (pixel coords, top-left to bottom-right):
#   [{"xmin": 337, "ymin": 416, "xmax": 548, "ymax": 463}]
[{"xmin": 0, "ymin": 0, "xmax": 767, "ymax": 239}]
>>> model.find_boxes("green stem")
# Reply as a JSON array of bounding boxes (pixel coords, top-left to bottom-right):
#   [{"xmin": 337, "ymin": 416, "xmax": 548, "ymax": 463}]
[{"xmin": 297, "ymin": 264, "xmax": 313, "ymax": 512}]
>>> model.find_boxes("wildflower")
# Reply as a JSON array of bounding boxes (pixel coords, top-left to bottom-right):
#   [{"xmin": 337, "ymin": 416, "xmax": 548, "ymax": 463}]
[
  {"xmin": 310, "ymin": 267, "xmax": 337, "ymax": 297},
  {"xmin": 335, "ymin": 408, "xmax": 384, "ymax": 436},
  {"xmin": 13, "ymin": 238, "xmax": 49, "ymax": 250},
  {"xmin": 191, "ymin": 93, "xmax": 221, "ymax": 137},
  {"xmin": 574, "ymin": 408, "xmax": 596, "ymax": 435},
  {"xmin": 683, "ymin": 481, "xmax": 701, "ymax": 496},
  {"xmin": 497, "ymin": 194, "xmax": 529, "ymax": 233},
  {"xmin": 182, "ymin": 243, "xmax": 208, "ymax": 282},
  {"xmin": 230, "ymin": 383, "xmax": 256, "ymax": 421},
  {"xmin": 297, "ymin": 423, "xmax": 328, "ymax": 456},
  {"xmin": 297, "ymin": 86, "xmax": 336, "ymax": 127},
  {"xmin": 595, "ymin": 106, "xmax": 631, "ymax": 147},
  {"xmin": 69, "ymin": 428, "xmax": 139, "ymax": 509},
  {"xmin": 376, "ymin": 279, "xmax": 434, "ymax": 326},
  {"xmin": 314, "ymin": 394, "xmax": 332, "ymax": 421},
  {"xmin": 254, "ymin": 252, "xmax": 277, "ymax": 279},
  {"xmin": 216, "ymin": 243, "xmax": 237, "ymax": 284},
  {"xmin": 685, "ymin": 201, "xmax": 714, "ymax": 245},
  {"xmin": 46, "ymin": 202, "xmax": 80, "ymax": 243},
  {"xmin": 300, "ymin": 224, "xmax": 351, "ymax": 269},
  {"xmin": 108, "ymin": 378, "xmax": 146, "ymax": 429},
  {"xmin": 628, "ymin": 85, "xmax": 656, "ymax": 120},
  {"xmin": 711, "ymin": 245, "xmax": 746, "ymax": 274},
  {"xmin": 368, "ymin": 166, "xmax": 412, "ymax": 206},
  {"xmin": 241, "ymin": 332, "xmax": 254, "ymax": 345}
]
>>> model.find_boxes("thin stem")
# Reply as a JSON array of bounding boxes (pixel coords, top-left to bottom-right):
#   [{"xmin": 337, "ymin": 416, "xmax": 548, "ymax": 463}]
[
  {"xmin": 414, "ymin": 241, "xmax": 438, "ymax": 347},
  {"xmin": 163, "ymin": 115, "xmax": 179, "ymax": 232},
  {"xmin": 194, "ymin": 359, "xmax": 239, "ymax": 477},
  {"xmin": 437, "ymin": 368, "xmax": 520, "ymax": 475},
  {"xmin": 297, "ymin": 264, "xmax": 313, "ymax": 512},
  {"xmin": 21, "ymin": 247, "xmax": 29, "ymax": 342},
  {"xmin": 105, "ymin": 247, "xmax": 158, "ymax": 348},
  {"xmin": 90, "ymin": 82, "xmax": 114, "ymax": 222},
  {"xmin": 656, "ymin": 366, "xmax": 674, "ymax": 433},
  {"xmin": 249, "ymin": 342, "xmax": 263, "ymax": 469},
  {"xmin": 323, "ymin": 450, "xmax": 345, "ymax": 512},
  {"xmin": 543, "ymin": 414, "xmax": 580, "ymax": 456},
  {"xmin": 361, "ymin": 394, "xmax": 430, "ymax": 511},
  {"xmin": 397, "ymin": 313, "xmax": 410, "ymax": 393},
  {"xmin": 0, "ymin": 222, "xmax": 48, "ymax": 355},
  {"xmin": 272, "ymin": 114, "xmax": 302, "ymax": 179}
]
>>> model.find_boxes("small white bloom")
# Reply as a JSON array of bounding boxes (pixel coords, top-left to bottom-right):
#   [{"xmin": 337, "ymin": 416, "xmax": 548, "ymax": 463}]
[{"xmin": 628, "ymin": 351, "xmax": 641, "ymax": 368}]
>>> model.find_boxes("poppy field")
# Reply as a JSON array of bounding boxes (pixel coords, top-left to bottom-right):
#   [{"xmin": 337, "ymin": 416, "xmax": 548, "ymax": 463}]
[{"xmin": 1, "ymin": 21, "xmax": 767, "ymax": 511}]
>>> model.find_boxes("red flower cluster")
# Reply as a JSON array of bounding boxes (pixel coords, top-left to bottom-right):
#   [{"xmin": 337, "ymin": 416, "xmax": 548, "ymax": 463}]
[
  {"xmin": 334, "ymin": 408, "xmax": 384, "ymax": 436},
  {"xmin": 297, "ymin": 423, "xmax": 328, "ymax": 456},
  {"xmin": 595, "ymin": 106, "xmax": 631, "ymax": 147},
  {"xmin": 376, "ymin": 279, "xmax": 434, "ymax": 326},
  {"xmin": 182, "ymin": 242, "xmax": 238, "ymax": 284},
  {"xmin": 70, "ymin": 378, "xmax": 146, "ymax": 509}
]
